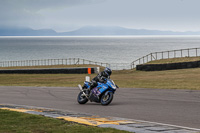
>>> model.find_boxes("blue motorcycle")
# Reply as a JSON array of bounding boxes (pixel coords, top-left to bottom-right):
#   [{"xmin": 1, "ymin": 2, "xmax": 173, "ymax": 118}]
[{"xmin": 77, "ymin": 78, "xmax": 118, "ymax": 105}]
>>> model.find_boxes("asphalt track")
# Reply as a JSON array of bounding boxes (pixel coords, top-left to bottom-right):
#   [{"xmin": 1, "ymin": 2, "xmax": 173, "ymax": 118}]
[{"xmin": 0, "ymin": 86, "xmax": 200, "ymax": 129}]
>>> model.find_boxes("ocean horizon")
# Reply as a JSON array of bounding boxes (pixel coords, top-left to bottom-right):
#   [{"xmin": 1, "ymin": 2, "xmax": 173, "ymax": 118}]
[
  {"xmin": 0, "ymin": 36, "xmax": 200, "ymax": 64},
  {"xmin": 2, "ymin": 35, "xmax": 200, "ymax": 37}
]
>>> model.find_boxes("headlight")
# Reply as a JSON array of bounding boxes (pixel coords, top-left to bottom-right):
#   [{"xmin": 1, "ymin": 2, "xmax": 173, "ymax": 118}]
[{"xmin": 111, "ymin": 84, "xmax": 116, "ymax": 89}]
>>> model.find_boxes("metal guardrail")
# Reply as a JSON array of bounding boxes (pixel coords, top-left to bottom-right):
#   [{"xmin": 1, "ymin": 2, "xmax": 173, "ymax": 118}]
[
  {"xmin": 131, "ymin": 47, "xmax": 200, "ymax": 68},
  {"xmin": 0, "ymin": 58, "xmax": 109, "ymax": 68},
  {"xmin": 0, "ymin": 58, "xmax": 132, "ymax": 70},
  {"xmin": 0, "ymin": 48, "xmax": 199, "ymax": 70}
]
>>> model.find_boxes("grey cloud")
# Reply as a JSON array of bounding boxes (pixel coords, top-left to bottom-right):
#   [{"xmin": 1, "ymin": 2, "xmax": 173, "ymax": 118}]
[
  {"xmin": 0, "ymin": 0, "xmax": 106, "ymax": 27},
  {"xmin": 0, "ymin": 0, "xmax": 200, "ymax": 32},
  {"xmin": 0, "ymin": 0, "xmax": 107, "ymax": 11}
]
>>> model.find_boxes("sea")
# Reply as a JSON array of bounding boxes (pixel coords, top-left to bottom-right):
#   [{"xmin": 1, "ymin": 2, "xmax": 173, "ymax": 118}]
[{"xmin": 0, "ymin": 36, "xmax": 200, "ymax": 64}]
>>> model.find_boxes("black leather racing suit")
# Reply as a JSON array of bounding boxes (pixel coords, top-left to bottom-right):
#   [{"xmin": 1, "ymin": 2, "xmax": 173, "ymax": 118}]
[{"xmin": 90, "ymin": 71, "xmax": 110, "ymax": 90}]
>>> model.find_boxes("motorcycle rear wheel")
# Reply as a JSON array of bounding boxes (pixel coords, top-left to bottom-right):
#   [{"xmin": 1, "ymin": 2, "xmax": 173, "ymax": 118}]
[
  {"xmin": 100, "ymin": 92, "xmax": 113, "ymax": 106},
  {"xmin": 77, "ymin": 92, "xmax": 88, "ymax": 104}
]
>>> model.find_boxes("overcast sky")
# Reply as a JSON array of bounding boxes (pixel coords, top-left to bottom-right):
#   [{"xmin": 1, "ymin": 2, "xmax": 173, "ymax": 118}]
[{"xmin": 0, "ymin": 0, "xmax": 200, "ymax": 32}]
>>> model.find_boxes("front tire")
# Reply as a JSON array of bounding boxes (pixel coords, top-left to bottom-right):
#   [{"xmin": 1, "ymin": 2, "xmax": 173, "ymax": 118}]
[
  {"xmin": 100, "ymin": 92, "xmax": 113, "ymax": 106},
  {"xmin": 77, "ymin": 92, "xmax": 88, "ymax": 104}
]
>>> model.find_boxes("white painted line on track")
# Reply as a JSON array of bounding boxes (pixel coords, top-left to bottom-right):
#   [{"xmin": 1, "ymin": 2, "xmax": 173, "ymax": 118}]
[{"xmin": 126, "ymin": 118, "xmax": 200, "ymax": 131}]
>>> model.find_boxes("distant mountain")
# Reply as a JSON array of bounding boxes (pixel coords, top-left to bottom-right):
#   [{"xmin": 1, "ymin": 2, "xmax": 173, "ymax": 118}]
[
  {"xmin": 59, "ymin": 26, "xmax": 200, "ymax": 36},
  {"xmin": 0, "ymin": 26, "xmax": 57, "ymax": 36},
  {"xmin": 1, "ymin": 26, "xmax": 200, "ymax": 36}
]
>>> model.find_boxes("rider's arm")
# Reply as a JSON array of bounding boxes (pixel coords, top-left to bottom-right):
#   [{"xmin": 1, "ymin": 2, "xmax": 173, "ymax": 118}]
[
  {"xmin": 93, "ymin": 71, "xmax": 109, "ymax": 83},
  {"xmin": 98, "ymin": 72, "xmax": 108, "ymax": 83}
]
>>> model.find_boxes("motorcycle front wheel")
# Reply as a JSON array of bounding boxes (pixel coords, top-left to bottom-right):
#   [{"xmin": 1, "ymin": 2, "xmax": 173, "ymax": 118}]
[
  {"xmin": 77, "ymin": 92, "xmax": 88, "ymax": 104},
  {"xmin": 100, "ymin": 91, "xmax": 113, "ymax": 106}
]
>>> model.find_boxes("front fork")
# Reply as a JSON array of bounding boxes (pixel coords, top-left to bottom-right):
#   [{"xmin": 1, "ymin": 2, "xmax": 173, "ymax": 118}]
[{"xmin": 78, "ymin": 84, "xmax": 89, "ymax": 99}]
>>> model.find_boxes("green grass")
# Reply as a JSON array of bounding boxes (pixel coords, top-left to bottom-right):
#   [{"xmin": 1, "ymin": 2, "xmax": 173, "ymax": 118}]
[
  {"xmin": 112, "ymin": 68, "xmax": 200, "ymax": 90},
  {"xmin": 0, "ymin": 74, "xmax": 91, "ymax": 87},
  {"xmin": 147, "ymin": 57, "xmax": 200, "ymax": 64},
  {"xmin": 0, "ymin": 68, "xmax": 200, "ymax": 90},
  {"xmin": 0, "ymin": 109, "xmax": 129, "ymax": 133}
]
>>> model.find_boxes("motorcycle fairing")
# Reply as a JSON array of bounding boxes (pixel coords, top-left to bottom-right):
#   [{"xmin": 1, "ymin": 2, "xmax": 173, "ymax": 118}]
[
  {"xmin": 90, "ymin": 83, "xmax": 108, "ymax": 102},
  {"xmin": 84, "ymin": 81, "xmax": 90, "ymax": 89},
  {"xmin": 97, "ymin": 82, "xmax": 109, "ymax": 94}
]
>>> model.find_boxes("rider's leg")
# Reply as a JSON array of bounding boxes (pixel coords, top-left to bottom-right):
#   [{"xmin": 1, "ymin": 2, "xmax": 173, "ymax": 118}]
[{"xmin": 89, "ymin": 80, "xmax": 97, "ymax": 91}]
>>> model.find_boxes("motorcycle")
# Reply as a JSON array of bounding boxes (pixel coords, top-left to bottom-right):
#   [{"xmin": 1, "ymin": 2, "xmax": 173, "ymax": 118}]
[{"xmin": 77, "ymin": 77, "xmax": 118, "ymax": 106}]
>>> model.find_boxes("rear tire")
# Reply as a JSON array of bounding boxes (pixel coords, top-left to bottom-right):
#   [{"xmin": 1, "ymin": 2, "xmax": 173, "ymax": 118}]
[
  {"xmin": 100, "ymin": 92, "xmax": 113, "ymax": 106},
  {"xmin": 77, "ymin": 92, "xmax": 88, "ymax": 104}
]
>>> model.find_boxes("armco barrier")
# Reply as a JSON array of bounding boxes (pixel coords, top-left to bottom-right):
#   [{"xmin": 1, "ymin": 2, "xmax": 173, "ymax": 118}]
[
  {"xmin": 136, "ymin": 61, "xmax": 200, "ymax": 71},
  {"xmin": 0, "ymin": 67, "xmax": 99, "ymax": 74}
]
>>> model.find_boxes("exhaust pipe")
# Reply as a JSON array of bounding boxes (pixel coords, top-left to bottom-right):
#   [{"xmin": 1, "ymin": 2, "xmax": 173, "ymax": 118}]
[{"xmin": 78, "ymin": 84, "xmax": 89, "ymax": 99}]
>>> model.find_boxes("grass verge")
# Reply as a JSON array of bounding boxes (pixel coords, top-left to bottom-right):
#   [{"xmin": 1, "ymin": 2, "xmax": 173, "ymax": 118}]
[
  {"xmin": 0, "ymin": 109, "xmax": 129, "ymax": 133},
  {"xmin": 147, "ymin": 56, "xmax": 200, "ymax": 64},
  {"xmin": 0, "ymin": 67, "xmax": 200, "ymax": 90},
  {"xmin": 112, "ymin": 68, "xmax": 200, "ymax": 90}
]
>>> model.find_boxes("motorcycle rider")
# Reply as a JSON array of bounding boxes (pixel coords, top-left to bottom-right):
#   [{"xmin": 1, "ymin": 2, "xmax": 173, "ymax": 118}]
[{"xmin": 89, "ymin": 67, "xmax": 112, "ymax": 92}]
